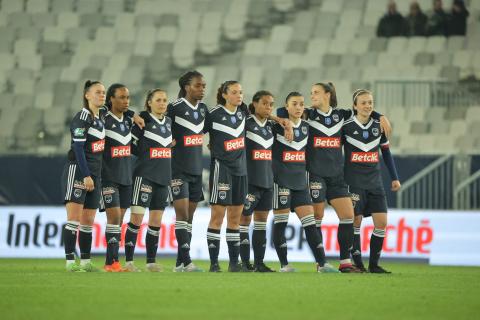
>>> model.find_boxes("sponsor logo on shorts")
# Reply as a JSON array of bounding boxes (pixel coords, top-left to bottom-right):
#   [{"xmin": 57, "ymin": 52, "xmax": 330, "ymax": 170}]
[
  {"xmin": 280, "ymin": 196, "xmax": 288, "ymax": 205},
  {"xmin": 224, "ymin": 137, "xmax": 245, "ymax": 151},
  {"xmin": 246, "ymin": 193, "xmax": 256, "ymax": 202},
  {"xmin": 184, "ymin": 135, "xmax": 203, "ymax": 146},
  {"xmin": 219, "ymin": 191, "xmax": 227, "ymax": 200},
  {"xmin": 150, "ymin": 148, "xmax": 171, "ymax": 159},
  {"xmin": 91, "ymin": 139, "xmax": 105, "ymax": 153},
  {"xmin": 172, "ymin": 186, "xmax": 180, "ymax": 195},
  {"xmin": 141, "ymin": 193, "xmax": 149, "ymax": 202},
  {"xmin": 102, "ymin": 187, "xmax": 115, "ymax": 195},
  {"xmin": 104, "ymin": 194, "xmax": 112, "ymax": 203},
  {"xmin": 350, "ymin": 193, "xmax": 360, "ymax": 202},
  {"xmin": 278, "ymin": 188, "xmax": 290, "ymax": 196},
  {"xmin": 111, "ymin": 145, "xmax": 131, "ymax": 158},
  {"xmin": 312, "ymin": 190, "xmax": 320, "ymax": 198},
  {"xmin": 140, "ymin": 184, "xmax": 152, "ymax": 193},
  {"xmin": 73, "ymin": 180, "xmax": 85, "ymax": 189},
  {"xmin": 171, "ymin": 179, "xmax": 183, "ymax": 187},
  {"xmin": 282, "ymin": 151, "xmax": 305, "ymax": 162},
  {"xmin": 350, "ymin": 152, "xmax": 379, "ymax": 163},
  {"xmin": 218, "ymin": 183, "xmax": 230, "ymax": 191},
  {"xmin": 252, "ymin": 149, "xmax": 272, "ymax": 161},
  {"xmin": 310, "ymin": 182, "xmax": 323, "ymax": 190},
  {"xmin": 73, "ymin": 189, "xmax": 82, "ymax": 198},
  {"xmin": 313, "ymin": 137, "xmax": 341, "ymax": 148}
]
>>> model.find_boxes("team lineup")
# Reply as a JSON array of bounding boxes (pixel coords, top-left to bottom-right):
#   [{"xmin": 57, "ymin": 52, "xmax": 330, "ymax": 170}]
[{"xmin": 62, "ymin": 70, "xmax": 401, "ymax": 274}]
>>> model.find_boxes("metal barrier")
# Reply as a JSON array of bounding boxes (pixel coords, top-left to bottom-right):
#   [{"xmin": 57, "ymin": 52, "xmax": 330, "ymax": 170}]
[
  {"xmin": 397, "ymin": 155, "xmax": 454, "ymax": 209},
  {"xmin": 374, "ymin": 80, "xmax": 480, "ymax": 108},
  {"xmin": 454, "ymin": 170, "xmax": 480, "ymax": 210}
]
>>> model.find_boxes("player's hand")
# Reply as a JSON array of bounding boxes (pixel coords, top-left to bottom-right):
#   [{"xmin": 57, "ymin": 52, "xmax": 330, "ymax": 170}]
[
  {"xmin": 379, "ymin": 116, "xmax": 392, "ymax": 139},
  {"xmin": 133, "ymin": 114, "xmax": 145, "ymax": 129},
  {"xmin": 391, "ymin": 180, "xmax": 401, "ymax": 192},
  {"xmin": 84, "ymin": 176, "xmax": 94, "ymax": 192},
  {"xmin": 279, "ymin": 119, "xmax": 293, "ymax": 142},
  {"xmin": 171, "ymin": 139, "xmax": 177, "ymax": 147}
]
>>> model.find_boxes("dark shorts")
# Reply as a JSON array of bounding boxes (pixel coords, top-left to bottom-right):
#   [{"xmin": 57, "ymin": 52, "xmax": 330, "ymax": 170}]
[
  {"xmin": 349, "ymin": 186, "xmax": 388, "ymax": 217},
  {"xmin": 101, "ymin": 181, "xmax": 132, "ymax": 209},
  {"xmin": 131, "ymin": 176, "xmax": 171, "ymax": 210},
  {"xmin": 243, "ymin": 184, "xmax": 273, "ymax": 216},
  {"xmin": 308, "ymin": 172, "xmax": 350, "ymax": 204},
  {"xmin": 62, "ymin": 163, "xmax": 101, "ymax": 209},
  {"xmin": 171, "ymin": 171, "xmax": 204, "ymax": 203},
  {"xmin": 273, "ymin": 183, "xmax": 312, "ymax": 211},
  {"xmin": 209, "ymin": 159, "xmax": 247, "ymax": 206}
]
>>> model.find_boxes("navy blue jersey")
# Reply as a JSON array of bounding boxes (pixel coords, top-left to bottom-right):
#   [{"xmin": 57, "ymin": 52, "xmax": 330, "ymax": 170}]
[
  {"xmin": 245, "ymin": 115, "xmax": 274, "ymax": 189},
  {"xmin": 342, "ymin": 115, "xmax": 388, "ymax": 189},
  {"xmin": 101, "ymin": 111, "xmax": 133, "ymax": 185},
  {"xmin": 131, "ymin": 113, "xmax": 172, "ymax": 186},
  {"xmin": 167, "ymin": 98, "xmax": 208, "ymax": 175},
  {"xmin": 272, "ymin": 120, "xmax": 309, "ymax": 190},
  {"xmin": 68, "ymin": 108, "xmax": 106, "ymax": 177},
  {"xmin": 204, "ymin": 105, "xmax": 248, "ymax": 176},
  {"xmin": 305, "ymin": 107, "xmax": 353, "ymax": 177}
]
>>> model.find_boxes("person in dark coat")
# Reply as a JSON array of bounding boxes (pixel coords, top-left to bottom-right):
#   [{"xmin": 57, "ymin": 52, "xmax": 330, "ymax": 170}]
[
  {"xmin": 448, "ymin": 0, "xmax": 469, "ymax": 36},
  {"xmin": 406, "ymin": 1, "xmax": 428, "ymax": 36},
  {"xmin": 376, "ymin": 1, "xmax": 407, "ymax": 37},
  {"xmin": 426, "ymin": 0, "xmax": 449, "ymax": 36}
]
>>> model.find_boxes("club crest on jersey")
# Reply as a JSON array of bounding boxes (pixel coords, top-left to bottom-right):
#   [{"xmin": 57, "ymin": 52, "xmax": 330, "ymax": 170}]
[
  {"xmin": 267, "ymin": 126, "xmax": 272, "ymax": 133},
  {"xmin": 237, "ymin": 112, "xmax": 243, "ymax": 120},
  {"xmin": 193, "ymin": 111, "xmax": 199, "ymax": 120},
  {"xmin": 120, "ymin": 123, "xmax": 125, "ymax": 132},
  {"xmin": 166, "ymin": 123, "xmax": 171, "ymax": 131},
  {"xmin": 325, "ymin": 117, "xmax": 331, "ymax": 125},
  {"xmin": 363, "ymin": 131, "xmax": 369, "ymax": 139},
  {"xmin": 74, "ymin": 189, "xmax": 82, "ymax": 198},
  {"xmin": 301, "ymin": 126, "xmax": 308, "ymax": 135},
  {"xmin": 332, "ymin": 114, "xmax": 339, "ymax": 122},
  {"xmin": 294, "ymin": 129, "xmax": 299, "ymax": 137},
  {"xmin": 372, "ymin": 128, "xmax": 379, "ymax": 137},
  {"xmin": 200, "ymin": 108, "xmax": 206, "ymax": 117},
  {"xmin": 231, "ymin": 116, "xmax": 236, "ymax": 124}
]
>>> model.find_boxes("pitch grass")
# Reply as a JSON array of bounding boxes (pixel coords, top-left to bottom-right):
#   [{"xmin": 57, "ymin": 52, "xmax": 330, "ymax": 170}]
[{"xmin": 1, "ymin": 258, "xmax": 479, "ymax": 320}]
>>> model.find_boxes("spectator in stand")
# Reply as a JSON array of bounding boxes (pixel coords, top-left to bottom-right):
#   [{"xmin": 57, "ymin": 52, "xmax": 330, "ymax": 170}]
[
  {"xmin": 448, "ymin": 0, "xmax": 469, "ymax": 36},
  {"xmin": 376, "ymin": 1, "xmax": 407, "ymax": 37},
  {"xmin": 426, "ymin": 0, "xmax": 449, "ymax": 36},
  {"xmin": 406, "ymin": 1, "xmax": 428, "ymax": 36}
]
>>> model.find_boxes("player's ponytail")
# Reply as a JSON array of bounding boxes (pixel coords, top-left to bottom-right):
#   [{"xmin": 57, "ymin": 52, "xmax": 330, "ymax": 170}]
[
  {"xmin": 216, "ymin": 80, "xmax": 238, "ymax": 106},
  {"xmin": 178, "ymin": 70, "xmax": 204, "ymax": 98},
  {"xmin": 83, "ymin": 79, "xmax": 101, "ymax": 120},
  {"xmin": 249, "ymin": 90, "xmax": 273, "ymax": 114},
  {"xmin": 314, "ymin": 82, "xmax": 337, "ymax": 108},
  {"xmin": 105, "ymin": 83, "xmax": 126, "ymax": 110}
]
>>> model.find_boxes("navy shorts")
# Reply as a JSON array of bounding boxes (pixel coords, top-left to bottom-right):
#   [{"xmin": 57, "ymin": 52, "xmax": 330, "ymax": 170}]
[
  {"xmin": 171, "ymin": 171, "xmax": 204, "ymax": 203},
  {"xmin": 101, "ymin": 181, "xmax": 132, "ymax": 209},
  {"xmin": 308, "ymin": 172, "xmax": 350, "ymax": 204},
  {"xmin": 349, "ymin": 186, "xmax": 388, "ymax": 217},
  {"xmin": 243, "ymin": 184, "xmax": 273, "ymax": 216},
  {"xmin": 62, "ymin": 163, "xmax": 101, "ymax": 210},
  {"xmin": 131, "ymin": 176, "xmax": 171, "ymax": 210},
  {"xmin": 273, "ymin": 183, "xmax": 312, "ymax": 211},
  {"xmin": 209, "ymin": 159, "xmax": 247, "ymax": 206}
]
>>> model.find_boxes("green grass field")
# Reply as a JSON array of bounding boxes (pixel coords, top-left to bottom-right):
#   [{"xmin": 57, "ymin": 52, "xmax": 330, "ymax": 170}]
[{"xmin": 1, "ymin": 258, "xmax": 479, "ymax": 320}]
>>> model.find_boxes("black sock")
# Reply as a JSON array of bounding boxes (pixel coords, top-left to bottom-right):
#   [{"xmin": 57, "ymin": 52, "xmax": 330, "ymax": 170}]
[
  {"xmin": 146, "ymin": 226, "xmax": 160, "ymax": 264},
  {"xmin": 175, "ymin": 220, "xmax": 191, "ymax": 266},
  {"xmin": 273, "ymin": 214, "xmax": 289, "ymax": 266},
  {"xmin": 252, "ymin": 221, "xmax": 267, "ymax": 265},
  {"xmin": 124, "ymin": 222, "xmax": 140, "ymax": 262},
  {"xmin": 239, "ymin": 225, "xmax": 250, "ymax": 264},
  {"xmin": 113, "ymin": 228, "xmax": 121, "ymax": 262},
  {"xmin": 105, "ymin": 224, "xmax": 120, "ymax": 265},
  {"xmin": 226, "ymin": 228, "xmax": 240, "ymax": 265},
  {"xmin": 207, "ymin": 228, "xmax": 220, "ymax": 264},
  {"xmin": 369, "ymin": 228, "xmax": 385, "ymax": 267},
  {"xmin": 301, "ymin": 215, "xmax": 326, "ymax": 266},
  {"xmin": 352, "ymin": 227, "xmax": 363, "ymax": 266},
  {"xmin": 79, "ymin": 225, "xmax": 93, "ymax": 260},
  {"xmin": 316, "ymin": 219, "xmax": 323, "ymax": 244},
  {"xmin": 64, "ymin": 221, "xmax": 79, "ymax": 261},
  {"xmin": 338, "ymin": 219, "xmax": 354, "ymax": 263}
]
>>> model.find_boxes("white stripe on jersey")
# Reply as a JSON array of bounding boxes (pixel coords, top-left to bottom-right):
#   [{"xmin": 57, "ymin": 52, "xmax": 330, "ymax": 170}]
[
  {"xmin": 180, "ymin": 97, "xmax": 199, "ymax": 110},
  {"xmin": 307, "ymin": 119, "xmax": 344, "ymax": 137},
  {"xmin": 212, "ymin": 118, "xmax": 245, "ymax": 138},
  {"xmin": 345, "ymin": 135, "xmax": 382, "ymax": 152},
  {"xmin": 105, "ymin": 130, "xmax": 131, "ymax": 145},
  {"xmin": 143, "ymin": 130, "xmax": 172, "ymax": 147},
  {"xmin": 88, "ymin": 126, "xmax": 105, "ymax": 139},
  {"xmin": 80, "ymin": 109, "xmax": 90, "ymax": 121},
  {"xmin": 352, "ymin": 117, "xmax": 375, "ymax": 129},
  {"xmin": 246, "ymin": 131, "xmax": 273, "ymax": 149},
  {"xmin": 276, "ymin": 134, "xmax": 308, "ymax": 151},
  {"xmin": 175, "ymin": 117, "xmax": 204, "ymax": 134}
]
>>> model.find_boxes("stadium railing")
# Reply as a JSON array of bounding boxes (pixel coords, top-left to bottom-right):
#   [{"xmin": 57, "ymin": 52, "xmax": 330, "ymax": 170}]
[{"xmin": 453, "ymin": 169, "xmax": 480, "ymax": 210}]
